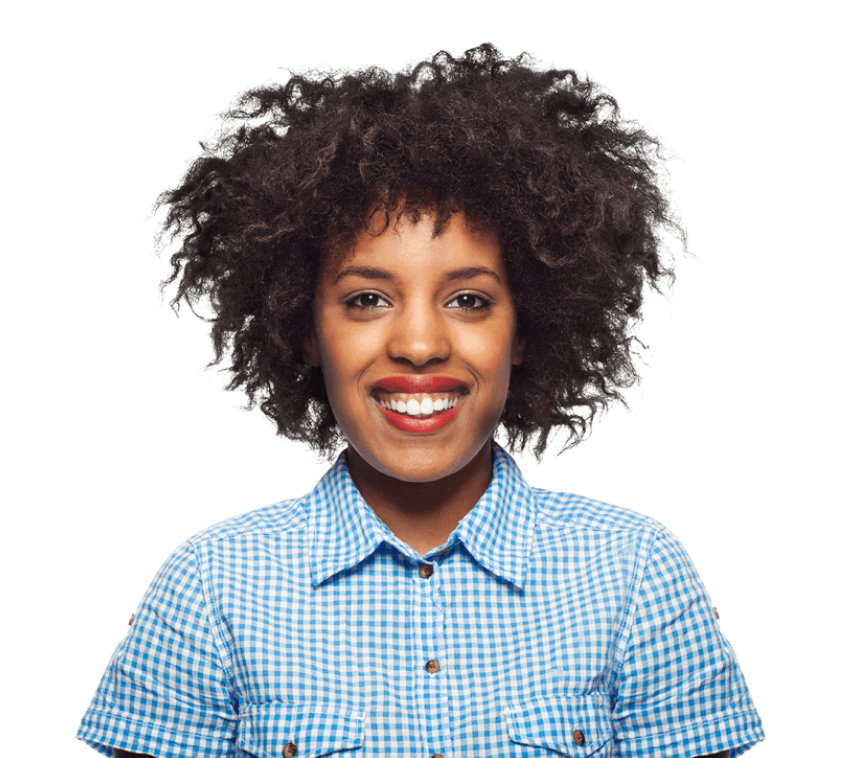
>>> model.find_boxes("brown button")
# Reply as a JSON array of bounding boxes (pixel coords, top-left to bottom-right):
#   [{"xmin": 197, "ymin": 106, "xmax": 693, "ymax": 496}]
[
  {"xmin": 425, "ymin": 659, "xmax": 441, "ymax": 674},
  {"xmin": 572, "ymin": 729, "xmax": 585, "ymax": 746},
  {"xmin": 431, "ymin": 754, "xmax": 445, "ymax": 758},
  {"xmin": 713, "ymin": 606, "xmax": 720, "ymax": 620},
  {"xmin": 282, "ymin": 742, "xmax": 297, "ymax": 757},
  {"xmin": 128, "ymin": 614, "xmax": 134, "ymax": 626},
  {"xmin": 419, "ymin": 563, "xmax": 434, "ymax": 579}
]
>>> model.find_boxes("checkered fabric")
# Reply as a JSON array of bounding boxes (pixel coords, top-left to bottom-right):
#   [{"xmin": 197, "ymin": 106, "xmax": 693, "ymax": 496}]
[{"xmin": 78, "ymin": 445, "xmax": 763, "ymax": 757}]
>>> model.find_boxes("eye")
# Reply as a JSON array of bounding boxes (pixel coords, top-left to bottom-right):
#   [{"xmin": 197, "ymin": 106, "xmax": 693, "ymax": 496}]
[
  {"xmin": 447, "ymin": 292, "xmax": 491, "ymax": 310},
  {"xmin": 345, "ymin": 292, "xmax": 386, "ymax": 311},
  {"xmin": 345, "ymin": 292, "xmax": 493, "ymax": 311}
]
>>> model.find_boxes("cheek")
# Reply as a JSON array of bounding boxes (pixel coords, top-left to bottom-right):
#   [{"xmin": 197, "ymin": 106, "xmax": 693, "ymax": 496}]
[
  {"xmin": 346, "ymin": 329, "xmax": 387, "ymax": 358},
  {"xmin": 319, "ymin": 332, "xmax": 385, "ymax": 380},
  {"xmin": 458, "ymin": 327, "xmax": 518, "ymax": 382}
]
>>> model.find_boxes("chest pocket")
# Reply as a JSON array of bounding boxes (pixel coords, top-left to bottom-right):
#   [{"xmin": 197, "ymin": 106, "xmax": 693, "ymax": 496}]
[
  {"xmin": 503, "ymin": 694, "xmax": 614, "ymax": 757},
  {"xmin": 239, "ymin": 704, "xmax": 365, "ymax": 758}
]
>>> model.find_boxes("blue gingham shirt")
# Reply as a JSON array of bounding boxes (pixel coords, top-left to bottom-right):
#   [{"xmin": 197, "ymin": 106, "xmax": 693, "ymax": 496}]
[{"xmin": 78, "ymin": 445, "xmax": 763, "ymax": 757}]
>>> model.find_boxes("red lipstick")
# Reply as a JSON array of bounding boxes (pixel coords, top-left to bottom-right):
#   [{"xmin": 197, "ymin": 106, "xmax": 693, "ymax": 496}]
[
  {"xmin": 382, "ymin": 403, "xmax": 460, "ymax": 433},
  {"xmin": 374, "ymin": 376, "xmax": 464, "ymax": 393}
]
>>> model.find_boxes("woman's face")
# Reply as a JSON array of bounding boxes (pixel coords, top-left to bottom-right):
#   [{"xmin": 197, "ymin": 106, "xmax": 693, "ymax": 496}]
[{"xmin": 306, "ymin": 211, "xmax": 524, "ymax": 484}]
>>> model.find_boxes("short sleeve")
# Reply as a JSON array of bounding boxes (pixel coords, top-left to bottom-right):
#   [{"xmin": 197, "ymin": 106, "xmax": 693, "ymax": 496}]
[
  {"xmin": 611, "ymin": 528, "xmax": 764, "ymax": 757},
  {"xmin": 76, "ymin": 541, "xmax": 239, "ymax": 757}
]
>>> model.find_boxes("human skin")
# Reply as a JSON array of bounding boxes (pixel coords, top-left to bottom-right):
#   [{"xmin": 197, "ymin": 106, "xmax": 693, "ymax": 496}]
[
  {"xmin": 305, "ymin": 211, "xmax": 524, "ymax": 555},
  {"xmin": 109, "ymin": 216, "xmax": 733, "ymax": 758}
]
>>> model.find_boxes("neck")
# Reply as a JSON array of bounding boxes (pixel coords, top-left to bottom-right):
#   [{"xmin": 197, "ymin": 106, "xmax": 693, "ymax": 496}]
[{"xmin": 345, "ymin": 441, "xmax": 494, "ymax": 556}]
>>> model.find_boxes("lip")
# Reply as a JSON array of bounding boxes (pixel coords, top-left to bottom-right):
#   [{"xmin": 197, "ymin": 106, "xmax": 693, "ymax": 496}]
[
  {"xmin": 381, "ymin": 403, "xmax": 460, "ymax": 433},
  {"xmin": 373, "ymin": 375, "xmax": 465, "ymax": 393}
]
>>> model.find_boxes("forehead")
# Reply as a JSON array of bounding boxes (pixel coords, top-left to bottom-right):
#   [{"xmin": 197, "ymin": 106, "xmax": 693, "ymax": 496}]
[{"xmin": 320, "ymin": 211, "xmax": 505, "ymax": 281}]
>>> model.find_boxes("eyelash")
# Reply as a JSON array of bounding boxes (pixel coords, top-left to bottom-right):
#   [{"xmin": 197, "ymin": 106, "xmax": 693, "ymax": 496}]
[{"xmin": 343, "ymin": 291, "xmax": 492, "ymax": 311}]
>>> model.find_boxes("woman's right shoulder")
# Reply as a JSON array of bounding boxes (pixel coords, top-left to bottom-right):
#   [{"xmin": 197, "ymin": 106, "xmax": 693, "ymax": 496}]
[{"xmin": 185, "ymin": 494, "xmax": 311, "ymax": 549}]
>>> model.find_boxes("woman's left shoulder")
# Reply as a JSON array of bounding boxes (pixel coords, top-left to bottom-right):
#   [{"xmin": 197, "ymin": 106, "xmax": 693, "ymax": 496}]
[{"xmin": 531, "ymin": 486, "xmax": 664, "ymax": 537}]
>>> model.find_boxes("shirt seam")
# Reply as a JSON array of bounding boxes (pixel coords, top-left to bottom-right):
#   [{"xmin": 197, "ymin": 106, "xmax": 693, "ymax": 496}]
[
  {"xmin": 614, "ymin": 708, "xmax": 761, "ymax": 752},
  {"xmin": 611, "ymin": 523, "xmax": 666, "ymax": 684},
  {"xmin": 190, "ymin": 541, "xmax": 239, "ymax": 700},
  {"xmin": 79, "ymin": 708, "xmax": 239, "ymax": 750}
]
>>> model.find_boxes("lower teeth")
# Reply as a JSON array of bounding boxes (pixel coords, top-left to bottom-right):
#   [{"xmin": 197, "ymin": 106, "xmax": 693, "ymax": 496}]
[{"xmin": 387, "ymin": 405, "xmax": 450, "ymax": 419}]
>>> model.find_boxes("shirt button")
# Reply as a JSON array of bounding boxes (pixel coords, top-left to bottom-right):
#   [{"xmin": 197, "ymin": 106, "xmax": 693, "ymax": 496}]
[
  {"xmin": 431, "ymin": 754, "xmax": 445, "ymax": 758},
  {"xmin": 714, "ymin": 606, "xmax": 720, "ymax": 620},
  {"xmin": 572, "ymin": 729, "xmax": 585, "ymax": 746},
  {"xmin": 282, "ymin": 742, "xmax": 298, "ymax": 757},
  {"xmin": 425, "ymin": 659, "xmax": 441, "ymax": 674},
  {"xmin": 419, "ymin": 563, "xmax": 434, "ymax": 579}
]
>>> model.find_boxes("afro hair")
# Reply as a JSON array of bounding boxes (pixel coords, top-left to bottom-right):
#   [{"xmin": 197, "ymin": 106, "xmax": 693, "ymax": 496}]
[{"xmin": 159, "ymin": 43, "xmax": 681, "ymax": 457}]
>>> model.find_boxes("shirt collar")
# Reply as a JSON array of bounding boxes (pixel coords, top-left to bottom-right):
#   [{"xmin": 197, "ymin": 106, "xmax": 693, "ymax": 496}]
[{"xmin": 308, "ymin": 444, "xmax": 537, "ymax": 589}]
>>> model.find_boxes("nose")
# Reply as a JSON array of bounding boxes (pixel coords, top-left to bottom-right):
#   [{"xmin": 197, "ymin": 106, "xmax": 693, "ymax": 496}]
[{"xmin": 386, "ymin": 300, "xmax": 451, "ymax": 367}]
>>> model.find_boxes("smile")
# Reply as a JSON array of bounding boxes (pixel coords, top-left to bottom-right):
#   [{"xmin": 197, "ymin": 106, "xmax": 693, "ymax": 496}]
[
  {"xmin": 378, "ymin": 395, "xmax": 460, "ymax": 418},
  {"xmin": 374, "ymin": 392, "xmax": 464, "ymax": 433}
]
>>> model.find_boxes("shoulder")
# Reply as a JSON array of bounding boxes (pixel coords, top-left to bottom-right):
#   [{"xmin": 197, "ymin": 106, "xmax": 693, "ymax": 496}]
[
  {"xmin": 184, "ymin": 493, "xmax": 311, "ymax": 551},
  {"xmin": 141, "ymin": 495, "xmax": 314, "ymax": 586},
  {"xmin": 117, "ymin": 490, "xmax": 320, "ymax": 635},
  {"xmin": 528, "ymin": 488, "xmax": 701, "ymax": 587},
  {"xmin": 531, "ymin": 487, "xmax": 664, "ymax": 538}
]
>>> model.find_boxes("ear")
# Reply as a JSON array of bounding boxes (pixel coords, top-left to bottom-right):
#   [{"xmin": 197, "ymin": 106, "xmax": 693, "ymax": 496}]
[
  {"xmin": 512, "ymin": 335, "xmax": 526, "ymax": 366},
  {"xmin": 304, "ymin": 330, "xmax": 321, "ymax": 367}
]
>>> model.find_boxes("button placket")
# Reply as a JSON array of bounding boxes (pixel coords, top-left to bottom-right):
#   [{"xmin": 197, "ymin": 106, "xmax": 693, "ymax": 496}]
[{"xmin": 412, "ymin": 553, "xmax": 449, "ymax": 758}]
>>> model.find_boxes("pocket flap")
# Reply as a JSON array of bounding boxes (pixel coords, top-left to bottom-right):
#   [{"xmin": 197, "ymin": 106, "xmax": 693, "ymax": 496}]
[
  {"xmin": 503, "ymin": 694, "xmax": 613, "ymax": 756},
  {"xmin": 239, "ymin": 704, "xmax": 365, "ymax": 758}
]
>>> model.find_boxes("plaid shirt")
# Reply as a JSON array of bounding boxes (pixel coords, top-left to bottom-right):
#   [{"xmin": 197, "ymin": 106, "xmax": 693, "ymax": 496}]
[{"xmin": 78, "ymin": 445, "xmax": 763, "ymax": 757}]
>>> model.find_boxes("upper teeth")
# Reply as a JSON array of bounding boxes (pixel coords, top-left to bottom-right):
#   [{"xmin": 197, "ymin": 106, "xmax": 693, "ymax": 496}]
[{"xmin": 379, "ymin": 395, "xmax": 459, "ymax": 417}]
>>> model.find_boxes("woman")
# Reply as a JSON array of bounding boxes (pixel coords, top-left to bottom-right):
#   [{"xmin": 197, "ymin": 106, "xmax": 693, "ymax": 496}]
[{"xmin": 78, "ymin": 44, "xmax": 763, "ymax": 757}]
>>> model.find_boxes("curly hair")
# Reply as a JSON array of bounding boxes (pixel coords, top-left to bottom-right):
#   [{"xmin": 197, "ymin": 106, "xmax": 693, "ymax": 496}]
[{"xmin": 159, "ymin": 43, "xmax": 681, "ymax": 457}]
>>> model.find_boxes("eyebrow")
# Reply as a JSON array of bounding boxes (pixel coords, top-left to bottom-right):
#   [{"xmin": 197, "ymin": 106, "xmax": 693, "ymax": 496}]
[{"xmin": 334, "ymin": 265, "xmax": 503, "ymax": 284}]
